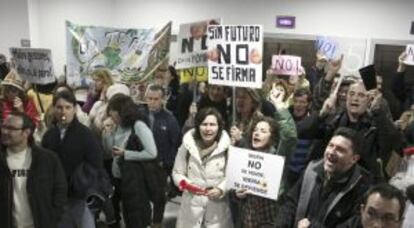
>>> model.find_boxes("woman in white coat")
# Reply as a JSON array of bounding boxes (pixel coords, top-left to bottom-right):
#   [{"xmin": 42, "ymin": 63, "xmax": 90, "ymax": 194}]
[{"xmin": 173, "ymin": 107, "xmax": 233, "ymax": 228}]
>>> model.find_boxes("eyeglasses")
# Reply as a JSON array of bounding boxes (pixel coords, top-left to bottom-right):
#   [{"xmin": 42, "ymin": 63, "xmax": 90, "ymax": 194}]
[
  {"xmin": 365, "ymin": 207, "xmax": 400, "ymax": 225},
  {"xmin": 0, "ymin": 125, "xmax": 24, "ymax": 131}
]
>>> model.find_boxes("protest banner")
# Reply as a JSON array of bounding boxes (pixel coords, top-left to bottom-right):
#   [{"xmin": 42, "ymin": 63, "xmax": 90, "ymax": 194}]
[
  {"xmin": 180, "ymin": 66, "xmax": 208, "ymax": 83},
  {"xmin": 123, "ymin": 21, "xmax": 172, "ymax": 103},
  {"xmin": 315, "ymin": 36, "xmax": 338, "ymax": 60},
  {"xmin": 176, "ymin": 19, "xmax": 220, "ymax": 70},
  {"xmin": 10, "ymin": 48, "xmax": 55, "ymax": 84},
  {"xmin": 271, "ymin": 55, "xmax": 301, "ymax": 76},
  {"xmin": 226, "ymin": 146, "xmax": 285, "ymax": 201},
  {"xmin": 207, "ymin": 25, "xmax": 263, "ymax": 88},
  {"xmin": 404, "ymin": 44, "xmax": 414, "ymax": 65},
  {"xmin": 66, "ymin": 21, "xmax": 155, "ymax": 88}
]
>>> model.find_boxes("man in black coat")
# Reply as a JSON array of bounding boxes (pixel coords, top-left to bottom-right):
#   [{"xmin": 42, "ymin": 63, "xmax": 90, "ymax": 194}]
[
  {"xmin": 42, "ymin": 90, "xmax": 103, "ymax": 227},
  {"xmin": 0, "ymin": 112, "xmax": 67, "ymax": 228},
  {"xmin": 276, "ymin": 127, "xmax": 373, "ymax": 228}
]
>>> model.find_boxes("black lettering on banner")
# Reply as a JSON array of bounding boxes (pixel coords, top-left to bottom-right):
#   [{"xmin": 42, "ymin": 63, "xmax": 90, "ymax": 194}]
[
  {"xmin": 208, "ymin": 26, "xmax": 222, "ymax": 39},
  {"xmin": 201, "ymin": 35, "xmax": 207, "ymax": 50},
  {"xmin": 247, "ymin": 160, "xmax": 262, "ymax": 170},
  {"xmin": 236, "ymin": 44, "xmax": 249, "ymax": 64},
  {"xmin": 217, "ymin": 44, "xmax": 231, "ymax": 64},
  {"xmin": 181, "ymin": 38, "xmax": 193, "ymax": 53},
  {"xmin": 211, "ymin": 66, "xmax": 224, "ymax": 80}
]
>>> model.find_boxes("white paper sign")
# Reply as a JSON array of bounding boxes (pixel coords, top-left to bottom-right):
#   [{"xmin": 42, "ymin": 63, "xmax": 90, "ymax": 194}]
[
  {"xmin": 207, "ymin": 25, "xmax": 263, "ymax": 88},
  {"xmin": 405, "ymin": 44, "xmax": 414, "ymax": 66},
  {"xmin": 315, "ymin": 36, "xmax": 338, "ymax": 60},
  {"xmin": 225, "ymin": 146, "xmax": 285, "ymax": 201},
  {"xmin": 9, "ymin": 48, "xmax": 55, "ymax": 84},
  {"xmin": 271, "ymin": 55, "xmax": 301, "ymax": 76},
  {"xmin": 176, "ymin": 19, "xmax": 220, "ymax": 70}
]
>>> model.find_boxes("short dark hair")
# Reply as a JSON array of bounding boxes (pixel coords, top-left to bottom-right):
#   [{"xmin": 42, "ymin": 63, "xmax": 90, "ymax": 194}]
[
  {"xmin": 8, "ymin": 111, "xmax": 35, "ymax": 145},
  {"xmin": 147, "ymin": 84, "xmax": 166, "ymax": 97},
  {"xmin": 363, "ymin": 183, "xmax": 406, "ymax": 220},
  {"xmin": 293, "ymin": 88, "xmax": 312, "ymax": 103},
  {"xmin": 193, "ymin": 107, "xmax": 224, "ymax": 142},
  {"xmin": 332, "ymin": 127, "xmax": 363, "ymax": 155},
  {"xmin": 52, "ymin": 90, "xmax": 77, "ymax": 106},
  {"xmin": 107, "ymin": 94, "xmax": 149, "ymax": 128}
]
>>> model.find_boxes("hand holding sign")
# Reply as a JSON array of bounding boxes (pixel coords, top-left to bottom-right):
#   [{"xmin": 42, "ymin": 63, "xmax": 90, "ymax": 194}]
[{"xmin": 325, "ymin": 54, "xmax": 344, "ymax": 82}]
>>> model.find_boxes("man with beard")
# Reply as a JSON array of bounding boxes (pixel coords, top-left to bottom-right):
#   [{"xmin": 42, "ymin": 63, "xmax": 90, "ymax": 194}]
[
  {"xmin": 0, "ymin": 112, "xmax": 67, "ymax": 228},
  {"xmin": 275, "ymin": 127, "xmax": 373, "ymax": 228}
]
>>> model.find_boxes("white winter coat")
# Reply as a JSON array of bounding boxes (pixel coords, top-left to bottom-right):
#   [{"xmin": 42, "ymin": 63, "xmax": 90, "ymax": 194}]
[{"xmin": 173, "ymin": 129, "xmax": 233, "ymax": 228}]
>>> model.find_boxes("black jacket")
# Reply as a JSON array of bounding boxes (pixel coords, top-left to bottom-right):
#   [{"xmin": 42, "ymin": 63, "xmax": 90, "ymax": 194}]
[
  {"xmin": 42, "ymin": 117, "xmax": 103, "ymax": 183},
  {"xmin": 0, "ymin": 145, "xmax": 67, "ymax": 228},
  {"xmin": 306, "ymin": 109, "xmax": 402, "ymax": 181},
  {"xmin": 276, "ymin": 160, "xmax": 372, "ymax": 228}
]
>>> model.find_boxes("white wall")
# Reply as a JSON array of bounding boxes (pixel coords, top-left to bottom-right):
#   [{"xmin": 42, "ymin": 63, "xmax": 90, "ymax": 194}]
[
  {"xmin": 22, "ymin": 0, "xmax": 414, "ymax": 75},
  {"xmin": 0, "ymin": 0, "xmax": 30, "ymax": 59}
]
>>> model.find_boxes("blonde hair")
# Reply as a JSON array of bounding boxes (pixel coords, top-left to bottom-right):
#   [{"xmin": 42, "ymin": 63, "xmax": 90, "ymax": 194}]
[{"xmin": 91, "ymin": 69, "xmax": 114, "ymax": 87}]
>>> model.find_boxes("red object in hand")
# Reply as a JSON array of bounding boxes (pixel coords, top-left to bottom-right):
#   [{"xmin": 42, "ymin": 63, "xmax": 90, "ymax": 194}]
[{"xmin": 179, "ymin": 180, "xmax": 207, "ymax": 195}]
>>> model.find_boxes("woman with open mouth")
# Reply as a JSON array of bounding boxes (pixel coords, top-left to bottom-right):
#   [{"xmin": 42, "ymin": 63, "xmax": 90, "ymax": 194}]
[
  {"xmin": 232, "ymin": 92, "xmax": 297, "ymax": 228},
  {"xmin": 172, "ymin": 107, "xmax": 233, "ymax": 228}
]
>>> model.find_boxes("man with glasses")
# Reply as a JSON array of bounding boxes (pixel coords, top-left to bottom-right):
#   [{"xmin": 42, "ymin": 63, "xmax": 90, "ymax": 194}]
[
  {"xmin": 0, "ymin": 112, "xmax": 67, "ymax": 228},
  {"xmin": 339, "ymin": 183, "xmax": 406, "ymax": 228}
]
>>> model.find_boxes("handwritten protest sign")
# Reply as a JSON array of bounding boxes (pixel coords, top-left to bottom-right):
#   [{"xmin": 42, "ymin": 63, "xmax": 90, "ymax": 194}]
[
  {"xmin": 315, "ymin": 36, "xmax": 338, "ymax": 60},
  {"xmin": 226, "ymin": 146, "xmax": 285, "ymax": 200},
  {"xmin": 207, "ymin": 25, "xmax": 263, "ymax": 88},
  {"xmin": 404, "ymin": 44, "xmax": 414, "ymax": 66},
  {"xmin": 271, "ymin": 55, "xmax": 301, "ymax": 76},
  {"xmin": 176, "ymin": 19, "xmax": 220, "ymax": 70},
  {"xmin": 10, "ymin": 48, "xmax": 55, "ymax": 84}
]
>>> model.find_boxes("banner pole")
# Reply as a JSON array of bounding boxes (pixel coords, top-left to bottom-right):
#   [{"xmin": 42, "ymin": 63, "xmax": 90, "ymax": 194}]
[{"xmin": 192, "ymin": 68, "xmax": 197, "ymax": 102}]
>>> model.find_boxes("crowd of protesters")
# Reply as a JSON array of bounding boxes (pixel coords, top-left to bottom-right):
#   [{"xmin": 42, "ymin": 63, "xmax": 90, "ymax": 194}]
[{"xmin": 0, "ymin": 50, "xmax": 414, "ymax": 228}]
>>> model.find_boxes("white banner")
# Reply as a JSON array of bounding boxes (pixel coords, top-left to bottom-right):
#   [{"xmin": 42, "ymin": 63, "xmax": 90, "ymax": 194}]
[
  {"xmin": 10, "ymin": 48, "xmax": 55, "ymax": 85},
  {"xmin": 66, "ymin": 21, "xmax": 155, "ymax": 88},
  {"xmin": 404, "ymin": 44, "xmax": 414, "ymax": 66},
  {"xmin": 176, "ymin": 19, "xmax": 220, "ymax": 70},
  {"xmin": 225, "ymin": 146, "xmax": 285, "ymax": 201},
  {"xmin": 207, "ymin": 25, "xmax": 263, "ymax": 88}
]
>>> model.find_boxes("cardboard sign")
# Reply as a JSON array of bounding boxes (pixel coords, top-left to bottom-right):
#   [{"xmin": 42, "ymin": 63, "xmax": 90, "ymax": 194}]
[
  {"xmin": 404, "ymin": 44, "xmax": 414, "ymax": 66},
  {"xmin": 225, "ymin": 146, "xmax": 285, "ymax": 201},
  {"xmin": 9, "ymin": 48, "xmax": 55, "ymax": 84},
  {"xmin": 315, "ymin": 36, "xmax": 338, "ymax": 60},
  {"xmin": 207, "ymin": 25, "xmax": 263, "ymax": 88},
  {"xmin": 271, "ymin": 55, "xmax": 301, "ymax": 76},
  {"xmin": 176, "ymin": 19, "xmax": 220, "ymax": 70}
]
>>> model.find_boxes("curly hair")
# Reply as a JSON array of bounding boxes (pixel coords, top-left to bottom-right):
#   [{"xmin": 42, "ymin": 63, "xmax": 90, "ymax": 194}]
[{"xmin": 247, "ymin": 116, "xmax": 280, "ymax": 151}]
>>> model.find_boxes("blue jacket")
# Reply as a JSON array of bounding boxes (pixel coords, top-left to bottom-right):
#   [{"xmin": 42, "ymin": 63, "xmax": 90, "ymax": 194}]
[{"xmin": 150, "ymin": 109, "xmax": 181, "ymax": 166}]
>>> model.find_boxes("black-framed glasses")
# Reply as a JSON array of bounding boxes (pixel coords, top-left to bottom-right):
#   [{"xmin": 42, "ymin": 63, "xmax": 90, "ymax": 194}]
[{"xmin": 0, "ymin": 124, "xmax": 24, "ymax": 131}]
